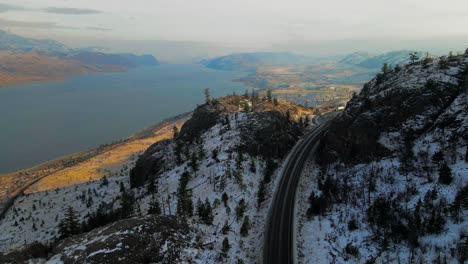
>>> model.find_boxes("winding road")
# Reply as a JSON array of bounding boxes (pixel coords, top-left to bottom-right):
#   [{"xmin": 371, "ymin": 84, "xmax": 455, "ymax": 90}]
[{"xmin": 263, "ymin": 117, "xmax": 332, "ymax": 264}]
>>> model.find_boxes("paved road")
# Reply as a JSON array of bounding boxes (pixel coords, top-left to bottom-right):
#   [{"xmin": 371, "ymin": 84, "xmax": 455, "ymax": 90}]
[{"xmin": 263, "ymin": 119, "xmax": 331, "ymax": 264}]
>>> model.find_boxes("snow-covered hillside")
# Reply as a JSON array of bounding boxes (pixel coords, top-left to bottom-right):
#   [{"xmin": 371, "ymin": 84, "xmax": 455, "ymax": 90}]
[
  {"xmin": 0, "ymin": 95, "xmax": 314, "ymax": 263},
  {"xmin": 297, "ymin": 54, "xmax": 468, "ymax": 263}
]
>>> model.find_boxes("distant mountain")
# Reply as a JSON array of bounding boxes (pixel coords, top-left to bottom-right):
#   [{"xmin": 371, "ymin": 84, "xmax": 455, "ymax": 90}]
[
  {"xmin": 68, "ymin": 52, "xmax": 159, "ymax": 69},
  {"xmin": 200, "ymin": 52, "xmax": 314, "ymax": 72},
  {"xmin": 340, "ymin": 50, "xmax": 426, "ymax": 69},
  {"xmin": 0, "ymin": 31, "xmax": 159, "ymax": 86},
  {"xmin": 0, "ymin": 30, "xmax": 71, "ymax": 56}
]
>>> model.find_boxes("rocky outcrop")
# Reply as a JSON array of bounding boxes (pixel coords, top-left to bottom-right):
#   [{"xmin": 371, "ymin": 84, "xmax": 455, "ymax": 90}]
[
  {"xmin": 178, "ymin": 101, "xmax": 226, "ymax": 142},
  {"xmin": 48, "ymin": 215, "xmax": 190, "ymax": 264},
  {"xmin": 239, "ymin": 111, "xmax": 303, "ymax": 159},
  {"xmin": 319, "ymin": 55, "xmax": 468, "ymax": 164},
  {"xmin": 130, "ymin": 139, "xmax": 172, "ymax": 188}
]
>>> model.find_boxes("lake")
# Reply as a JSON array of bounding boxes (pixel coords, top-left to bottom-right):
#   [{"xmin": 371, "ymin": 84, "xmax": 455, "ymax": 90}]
[{"xmin": 0, "ymin": 64, "xmax": 250, "ymax": 174}]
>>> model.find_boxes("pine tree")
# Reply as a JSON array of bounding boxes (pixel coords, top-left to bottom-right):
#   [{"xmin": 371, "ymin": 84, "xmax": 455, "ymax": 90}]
[
  {"xmin": 202, "ymin": 198, "xmax": 214, "ymax": 225},
  {"xmin": 266, "ymin": 89, "xmax": 273, "ymax": 102},
  {"xmin": 381, "ymin": 63, "xmax": 391, "ymax": 75},
  {"xmin": 221, "ymin": 220, "xmax": 230, "ymax": 234},
  {"xmin": 240, "ymin": 216, "xmax": 250, "ymax": 237},
  {"xmin": 119, "ymin": 189, "xmax": 135, "ymax": 219},
  {"xmin": 235, "ymin": 199, "xmax": 247, "ymax": 220},
  {"xmin": 189, "ymin": 152, "xmax": 199, "ymax": 175},
  {"xmin": 58, "ymin": 206, "xmax": 80, "ymax": 239},
  {"xmin": 221, "ymin": 237, "xmax": 230, "ymax": 259},
  {"xmin": 177, "ymin": 171, "xmax": 193, "ymax": 216},
  {"xmin": 100, "ymin": 176, "xmax": 109, "ymax": 187},
  {"xmin": 409, "ymin": 52, "xmax": 419, "ymax": 64},
  {"xmin": 438, "ymin": 162, "xmax": 453, "ymax": 185},
  {"xmin": 465, "ymin": 48, "xmax": 468, "ymax": 55},
  {"xmin": 257, "ymin": 181, "xmax": 266, "ymax": 207},
  {"xmin": 249, "ymin": 157, "xmax": 256, "ymax": 173},
  {"xmin": 204, "ymin": 88, "xmax": 211, "ymax": 104},
  {"xmin": 174, "ymin": 139, "xmax": 183, "ymax": 165},
  {"xmin": 148, "ymin": 195, "xmax": 161, "ymax": 215},
  {"xmin": 196, "ymin": 198, "xmax": 204, "ymax": 217},
  {"xmin": 431, "ymin": 150, "xmax": 444, "ymax": 166},
  {"xmin": 273, "ymin": 98, "xmax": 279, "ymax": 106},
  {"xmin": 172, "ymin": 126, "xmax": 179, "ymax": 139},
  {"xmin": 221, "ymin": 192, "xmax": 229, "ymax": 207}
]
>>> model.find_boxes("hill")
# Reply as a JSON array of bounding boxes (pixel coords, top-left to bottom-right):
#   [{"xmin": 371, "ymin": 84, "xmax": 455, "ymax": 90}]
[
  {"xmin": 297, "ymin": 53, "xmax": 468, "ymax": 263},
  {"xmin": 0, "ymin": 31, "xmax": 159, "ymax": 87},
  {"xmin": 340, "ymin": 50, "xmax": 426, "ymax": 69},
  {"xmin": 200, "ymin": 52, "xmax": 314, "ymax": 72},
  {"xmin": 0, "ymin": 95, "xmax": 316, "ymax": 263}
]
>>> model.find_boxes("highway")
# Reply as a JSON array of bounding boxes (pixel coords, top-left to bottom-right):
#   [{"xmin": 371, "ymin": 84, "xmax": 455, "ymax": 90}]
[{"xmin": 263, "ymin": 118, "xmax": 331, "ymax": 264}]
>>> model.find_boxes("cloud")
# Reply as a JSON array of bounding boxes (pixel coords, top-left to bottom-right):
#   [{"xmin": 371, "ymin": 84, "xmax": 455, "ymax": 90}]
[
  {"xmin": 0, "ymin": 3, "xmax": 26, "ymax": 13},
  {"xmin": 44, "ymin": 7, "xmax": 102, "ymax": 15},
  {"xmin": 0, "ymin": 18, "xmax": 78, "ymax": 30},
  {"xmin": 86, "ymin": 26, "xmax": 112, "ymax": 31}
]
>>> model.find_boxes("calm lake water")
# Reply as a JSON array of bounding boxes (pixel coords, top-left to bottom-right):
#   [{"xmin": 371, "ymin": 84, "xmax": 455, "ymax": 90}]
[{"xmin": 0, "ymin": 64, "xmax": 250, "ymax": 173}]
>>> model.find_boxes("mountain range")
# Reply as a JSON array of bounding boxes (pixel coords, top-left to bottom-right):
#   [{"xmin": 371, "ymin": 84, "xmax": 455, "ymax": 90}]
[{"xmin": 0, "ymin": 30, "xmax": 159, "ymax": 86}]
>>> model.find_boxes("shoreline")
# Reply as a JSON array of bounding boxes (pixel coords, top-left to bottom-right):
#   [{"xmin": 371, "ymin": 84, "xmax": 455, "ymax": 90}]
[{"xmin": 0, "ymin": 112, "xmax": 190, "ymax": 219}]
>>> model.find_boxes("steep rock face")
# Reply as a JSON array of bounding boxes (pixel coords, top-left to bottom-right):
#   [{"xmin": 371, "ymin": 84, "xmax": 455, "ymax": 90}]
[
  {"xmin": 320, "ymin": 55, "xmax": 468, "ymax": 164},
  {"xmin": 178, "ymin": 101, "xmax": 226, "ymax": 142},
  {"xmin": 239, "ymin": 111, "xmax": 302, "ymax": 159},
  {"xmin": 130, "ymin": 139, "xmax": 172, "ymax": 187},
  {"xmin": 48, "ymin": 215, "xmax": 189, "ymax": 264}
]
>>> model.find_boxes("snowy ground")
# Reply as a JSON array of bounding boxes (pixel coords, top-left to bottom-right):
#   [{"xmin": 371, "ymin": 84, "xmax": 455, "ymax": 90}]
[{"xmin": 0, "ymin": 175, "xmax": 128, "ymax": 252}]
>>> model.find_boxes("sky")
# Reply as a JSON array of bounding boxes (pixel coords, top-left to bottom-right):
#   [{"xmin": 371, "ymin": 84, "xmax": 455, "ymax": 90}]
[{"xmin": 1, "ymin": 0, "xmax": 468, "ymax": 62}]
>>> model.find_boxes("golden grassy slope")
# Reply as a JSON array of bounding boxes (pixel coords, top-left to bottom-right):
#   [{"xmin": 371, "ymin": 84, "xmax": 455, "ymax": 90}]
[{"xmin": 24, "ymin": 117, "xmax": 188, "ymax": 193}]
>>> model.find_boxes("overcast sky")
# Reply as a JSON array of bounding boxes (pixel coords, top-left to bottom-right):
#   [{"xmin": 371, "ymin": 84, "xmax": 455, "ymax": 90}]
[{"xmin": 1, "ymin": 0, "xmax": 467, "ymax": 61}]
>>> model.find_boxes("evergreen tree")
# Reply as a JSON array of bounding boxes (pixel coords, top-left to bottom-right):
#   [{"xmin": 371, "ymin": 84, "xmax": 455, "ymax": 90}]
[
  {"xmin": 58, "ymin": 206, "xmax": 80, "ymax": 239},
  {"xmin": 176, "ymin": 171, "xmax": 193, "ymax": 216},
  {"xmin": 266, "ymin": 89, "xmax": 273, "ymax": 102},
  {"xmin": 381, "ymin": 63, "xmax": 391, "ymax": 75},
  {"xmin": 119, "ymin": 189, "xmax": 135, "ymax": 219},
  {"xmin": 438, "ymin": 162, "xmax": 453, "ymax": 185},
  {"xmin": 235, "ymin": 199, "xmax": 247, "ymax": 220},
  {"xmin": 431, "ymin": 150, "xmax": 444, "ymax": 166},
  {"xmin": 189, "ymin": 152, "xmax": 199, "ymax": 175},
  {"xmin": 273, "ymin": 98, "xmax": 279, "ymax": 106},
  {"xmin": 244, "ymin": 89, "xmax": 249, "ymax": 99},
  {"xmin": 100, "ymin": 176, "xmax": 109, "ymax": 187},
  {"xmin": 249, "ymin": 157, "xmax": 256, "ymax": 173},
  {"xmin": 221, "ymin": 220, "xmax": 230, "ymax": 234},
  {"xmin": 196, "ymin": 198, "xmax": 204, "ymax": 217},
  {"xmin": 240, "ymin": 216, "xmax": 250, "ymax": 237},
  {"xmin": 204, "ymin": 88, "xmax": 211, "ymax": 104},
  {"xmin": 221, "ymin": 192, "xmax": 229, "ymax": 207},
  {"xmin": 257, "ymin": 181, "xmax": 266, "ymax": 207},
  {"xmin": 465, "ymin": 48, "xmax": 468, "ymax": 55},
  {"xmin": 221, "ymin": 237, "xmax": 230, "ymax": 259},
  {"xmin": 172, "ymin": 126, "xmax": 179, "ymax": 139},
  {"xmin": 409, "ymin": 52, "xmax": 419, "ymax": 64},
  {"xmin": 394, "ymin": 64, "xmax": 401, "ymax": 72},
  {"xmin": 148, "ymin": 195, "xmax": 161, "ymax": 215},
  {"xmin": 201, "ymin": 198, "xmax": 214, "ymax": 225},
  {"xmin": 174, "ymin": 139, "xmax": 183, "ymax": 165}
]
